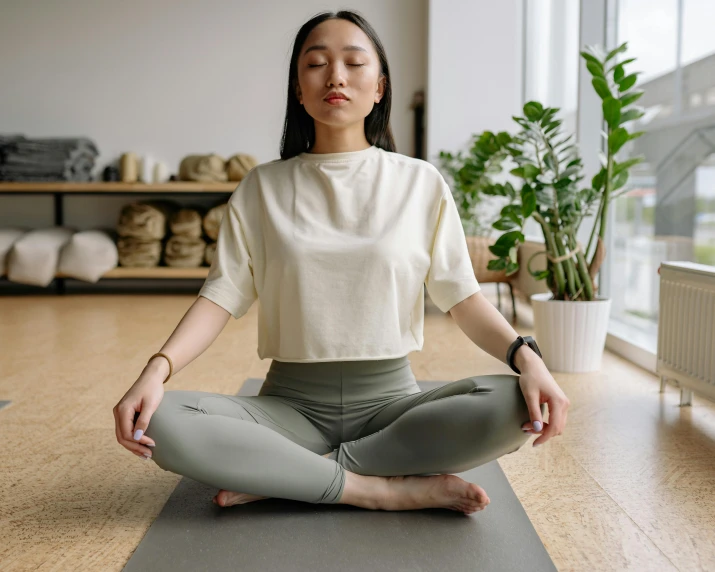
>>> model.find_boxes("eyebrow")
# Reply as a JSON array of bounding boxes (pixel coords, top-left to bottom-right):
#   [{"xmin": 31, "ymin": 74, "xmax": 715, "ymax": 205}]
[{"xmin": 303, "ymin": 44, "xmax": 368, "ymax": 55}]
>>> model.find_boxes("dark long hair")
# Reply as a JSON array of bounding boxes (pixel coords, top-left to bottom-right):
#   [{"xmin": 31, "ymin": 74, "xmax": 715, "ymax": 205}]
[{"xmin": 280, "ymin": 10, "xmax": 396, "ymax": 160}]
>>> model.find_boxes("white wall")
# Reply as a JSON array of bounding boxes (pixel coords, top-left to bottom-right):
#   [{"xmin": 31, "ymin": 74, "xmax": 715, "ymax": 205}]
[
  {"xmin": 426, "ymin": 0, "xmax": 523, "ymax": 162},
  {"xmin": 0, "ymin": 0, "xmax": 427, "ymax": 230}
]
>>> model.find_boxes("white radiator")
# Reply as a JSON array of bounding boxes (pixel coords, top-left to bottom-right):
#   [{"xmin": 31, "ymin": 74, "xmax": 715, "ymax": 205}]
[{"xmin": 657, "ymin": 261, "xmax": 715, "ymax": 405}]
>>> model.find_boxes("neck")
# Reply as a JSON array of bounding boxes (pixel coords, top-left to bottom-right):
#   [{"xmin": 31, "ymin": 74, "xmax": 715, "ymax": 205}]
[{"xmin": 310, "ymin": 122, "xmax": 371, "ymax": 154}]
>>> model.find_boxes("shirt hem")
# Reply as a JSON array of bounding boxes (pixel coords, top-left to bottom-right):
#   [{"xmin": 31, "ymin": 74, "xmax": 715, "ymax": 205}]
[{"xmin": 259, "ymin": 350, "xmax": 419, "ymax": 363}]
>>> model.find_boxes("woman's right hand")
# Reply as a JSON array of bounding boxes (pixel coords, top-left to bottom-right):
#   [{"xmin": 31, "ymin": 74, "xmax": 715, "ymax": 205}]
[{"xmin": 113, "ymin": 363, "xmax": 166, "ymax": 459}]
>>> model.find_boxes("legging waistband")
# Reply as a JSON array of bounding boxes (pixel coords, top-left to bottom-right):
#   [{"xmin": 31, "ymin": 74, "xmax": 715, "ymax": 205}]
[{"xmin": 261, "ymin": 355, "xmax": 421, "ymax": 405}]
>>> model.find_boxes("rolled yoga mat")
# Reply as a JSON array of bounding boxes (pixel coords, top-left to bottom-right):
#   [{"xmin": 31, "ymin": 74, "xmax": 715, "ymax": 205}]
[{"xmin": 122, "ymin": 378, "xmax": 556, "ymax": 572}]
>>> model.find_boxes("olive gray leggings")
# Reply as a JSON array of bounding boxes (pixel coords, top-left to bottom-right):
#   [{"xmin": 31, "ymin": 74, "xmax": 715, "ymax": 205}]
[{"xmin": 141, "ymin": 356, "xmax": 541, "ymax": 504}]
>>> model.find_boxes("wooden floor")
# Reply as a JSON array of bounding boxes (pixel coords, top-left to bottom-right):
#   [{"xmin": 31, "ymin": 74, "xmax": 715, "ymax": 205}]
[{"xmin": 1, "ymin": 286, "xmax": 714, "ymax": 571}]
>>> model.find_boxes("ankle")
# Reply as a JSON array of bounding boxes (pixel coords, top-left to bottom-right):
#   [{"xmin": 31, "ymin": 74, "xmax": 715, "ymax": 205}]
[{"xmin": 339, "ymin": 472, "xmax": 386, "ymax": 510}]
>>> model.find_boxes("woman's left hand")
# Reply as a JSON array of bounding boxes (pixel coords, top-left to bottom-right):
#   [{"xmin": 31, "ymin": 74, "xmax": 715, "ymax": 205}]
[{"xmin": 518, "ymin": 359, "xmax": 570, "ymax": 447}]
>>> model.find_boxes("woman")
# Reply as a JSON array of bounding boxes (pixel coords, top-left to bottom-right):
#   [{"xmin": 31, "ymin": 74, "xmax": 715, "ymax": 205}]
[{"xmin": 113, "ymin": 10, "xmax": 570, "ymax": 515}]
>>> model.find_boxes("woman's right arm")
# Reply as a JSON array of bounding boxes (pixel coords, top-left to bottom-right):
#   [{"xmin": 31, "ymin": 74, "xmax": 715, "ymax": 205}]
[{"xmin": 113, "ymin": 295, "xmax": 232, "ymax": 459}]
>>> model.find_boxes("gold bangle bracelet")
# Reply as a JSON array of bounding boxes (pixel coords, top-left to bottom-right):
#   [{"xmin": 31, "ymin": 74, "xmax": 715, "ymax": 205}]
[{"xmin": 148, "ymin": 352, "xmax": 174, "ymax": 384}]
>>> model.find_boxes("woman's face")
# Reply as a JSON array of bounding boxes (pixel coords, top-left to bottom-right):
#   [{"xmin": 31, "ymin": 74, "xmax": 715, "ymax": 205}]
[{"xmin": 295, "ymin": 19, "xmax": 385, "ymax": 129}]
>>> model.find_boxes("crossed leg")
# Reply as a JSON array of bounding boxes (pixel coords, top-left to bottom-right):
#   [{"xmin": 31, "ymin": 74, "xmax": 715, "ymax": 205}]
[{"xmin": 331, "ymin": 373, "xmax": 540, "ymax": 476}]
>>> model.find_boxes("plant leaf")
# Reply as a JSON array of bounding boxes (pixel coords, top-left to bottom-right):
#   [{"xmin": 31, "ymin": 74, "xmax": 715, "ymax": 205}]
[
  {"xmin": 620, "ymin": 108, "xmax": 645, "ymax": 124},
  {"xmin": 605, "ymin": 42, "xmax": 628, "ymax": 62},
  {"xmin": 522, "ymin": 187, "xmax": 537, "ymax": 218},
  {"xmin": 524, "ymin": 101, "xmax": 544, "ymax": 121},
  {"xmin": 603, "ymin": 96, "xmax": 622, "ymax": 128},
  {"xmin": 586, "ymin": 60, "xmax": 604, "ymax": 78},
  {"xmin": 613, "ymin": 156, "xmax": 643, "ymax": 176},
  {"xmin": 487, "ymin": 257, "xmax": 508, "ymax": 270},
  {"xmin": 618, "ymin": 73, "xmax": 638, "ymax": 92},
  {"xmin": 592, "ymin": 77, "xmax": 612, "ymax": 99},
  {"xmin": 608, "ymin": 127, "xmax": 629, "ymax": 154},
  {"xmin": 494, "ymin": 217, "xmax": 519, "ymax": 231},
  {"xmin": 612, "ymin": 170, "xmax": 629, "ymax": 190},
  {"xmin": 620, "ymin": 90, "xmax": 644, "ymax": 107},
  {"xmin": 613, "ymin": 64, "xmax": 625, "ymax": 82}
]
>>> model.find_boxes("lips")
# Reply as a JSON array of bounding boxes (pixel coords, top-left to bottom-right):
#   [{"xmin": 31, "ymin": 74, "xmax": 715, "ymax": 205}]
[{"xmin": 324, "ymin": 92, "xmax": 348, "ymax": 102}]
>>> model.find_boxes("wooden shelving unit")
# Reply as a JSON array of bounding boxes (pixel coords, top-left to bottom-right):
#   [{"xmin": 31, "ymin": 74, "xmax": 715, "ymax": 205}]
[
  {"xmin": 0, "ymin": 182, "xmax": 237, "ymax": 194},
  {"xmin": 0, "ymin": 181, "xmax": 233, "ymax": 291}
]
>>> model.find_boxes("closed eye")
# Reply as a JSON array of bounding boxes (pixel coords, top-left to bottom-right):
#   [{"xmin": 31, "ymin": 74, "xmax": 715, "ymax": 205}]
[{"xmin": 308, "ymin": 64, "xmax": 365, "ymax": 67}]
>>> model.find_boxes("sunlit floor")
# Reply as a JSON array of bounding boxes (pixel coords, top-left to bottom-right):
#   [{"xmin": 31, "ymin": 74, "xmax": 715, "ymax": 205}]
[{"xmin": 1, "ymin": 284, "xmax": 714, "ymax": 571}]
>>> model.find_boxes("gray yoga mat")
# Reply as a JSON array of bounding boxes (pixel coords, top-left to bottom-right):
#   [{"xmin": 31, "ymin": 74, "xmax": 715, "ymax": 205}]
[{"xmin": 123, "ymin": 379, "xmax": 555, "ymax": 572}]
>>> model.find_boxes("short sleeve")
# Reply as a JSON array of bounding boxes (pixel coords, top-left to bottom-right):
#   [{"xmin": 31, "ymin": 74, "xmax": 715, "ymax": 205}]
[
  {"xmin": 424, "ymin": 188, "xmax": 481, "ymax": 313},
  {"xmin": 198, "ymin": 196, "xmax": 258, "ymax": 319}
]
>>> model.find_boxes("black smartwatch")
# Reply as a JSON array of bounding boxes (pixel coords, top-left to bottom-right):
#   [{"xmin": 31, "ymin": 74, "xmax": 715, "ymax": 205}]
[{"xmin": 506, "ymin": 335, "xmax": 542, "ymax": 375}]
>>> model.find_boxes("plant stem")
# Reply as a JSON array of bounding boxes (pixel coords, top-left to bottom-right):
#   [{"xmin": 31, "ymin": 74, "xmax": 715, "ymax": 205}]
[
  {"xmin": 585, "ymin": 196, "xmax": 604, "ymax": 263},
  {"xmin": 570, "ymin": 230, "xmax": 594, "ymax": 300},
  {"xmin": 555, "ymin": 231, "xmax": 577, "ymax": 298},
  {"xmin": 534, "ymin": 212, "xmax": 566, "ymax": 297},
  {"xmin": 598, "ymin": 149, "xmax": 614, "ymax": 245}
]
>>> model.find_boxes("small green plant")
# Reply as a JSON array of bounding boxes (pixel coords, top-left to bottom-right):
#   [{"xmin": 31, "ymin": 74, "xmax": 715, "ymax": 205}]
[
  {"xmin": 483, "ymin": 41, "xmax": 645, "ymax": 301},
  {"xmin": 438, "ymin": 131, "xmax": 513, "ymax": 237}
]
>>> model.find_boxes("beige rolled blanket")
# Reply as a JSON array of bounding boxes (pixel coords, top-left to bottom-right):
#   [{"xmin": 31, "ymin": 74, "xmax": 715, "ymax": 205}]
[
  {"xmin": 117, "ymin": 200, "xmax": 179, "ymax": 240},
  {"xmin": 226, "ymin": 154, "xmax": 258, "ymax": 182},
  {"xmin": 117, "ymin": 237, "xmax": 162, "ymax": 267},
  {"xmin": 178, "ymin": 154, "xmax": 228, "ymax": 182},
  {"xmin": 169, "ymin": 207, "xmax": 206, "ymax": 238},
  {"xmin": 164, "ymin": 235, "xmax": 206, "ymax": 267},
  {"xmin": 203, "ymin": 202, "xmax": 228, "ymax": 241}
]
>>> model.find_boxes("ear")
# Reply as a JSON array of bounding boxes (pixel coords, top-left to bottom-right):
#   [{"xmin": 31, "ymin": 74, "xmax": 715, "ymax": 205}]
[
  {"xmin": 295, "ymin": 83, "xmax": 303, "ymax": 105},
  {"xmin": 375, "ymin": 75, "xmax": 386, "ymax": 104}
]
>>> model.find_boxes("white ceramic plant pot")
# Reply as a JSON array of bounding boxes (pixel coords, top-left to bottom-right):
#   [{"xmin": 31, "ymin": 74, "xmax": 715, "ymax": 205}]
[{"xmin": 531, "ymin": 293, "xmax": 612, "ymax": 373}]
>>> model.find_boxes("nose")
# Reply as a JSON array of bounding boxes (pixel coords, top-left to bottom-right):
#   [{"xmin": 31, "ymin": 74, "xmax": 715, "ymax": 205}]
[{"xmin": 326, "ymin": 62, "xmax": 346, "ymax": 87}]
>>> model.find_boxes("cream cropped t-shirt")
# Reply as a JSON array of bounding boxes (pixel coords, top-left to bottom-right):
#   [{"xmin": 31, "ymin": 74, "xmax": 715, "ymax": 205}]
[{"xmin": 198, "ymin": 144, "xmax": 481, "ymax": 363}]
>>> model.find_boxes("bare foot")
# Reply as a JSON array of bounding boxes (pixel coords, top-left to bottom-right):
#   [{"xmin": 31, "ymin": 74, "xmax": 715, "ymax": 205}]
[
  {"xmin": 340, "ymin": 472, "xmax": 490, "ymax": 515},
  {"xmin": 212, "ymin": 451, "xmax": 335, "ymax": 507},
  {"xmin": 381, "ymin": 474, "xmax": 490, "ymax": 514}
]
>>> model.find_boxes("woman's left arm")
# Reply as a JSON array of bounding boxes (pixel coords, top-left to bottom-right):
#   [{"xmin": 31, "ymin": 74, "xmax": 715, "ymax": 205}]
[{"xmin": 448, "ymin": 290, "xmax": 570, "ymax": 446}]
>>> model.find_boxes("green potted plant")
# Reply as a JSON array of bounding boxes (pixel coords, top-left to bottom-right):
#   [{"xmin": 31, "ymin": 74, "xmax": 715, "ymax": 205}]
[
  {"xmin": 438, "ymin": 131, "xmax": 516, "ymax": 288},
  {"xmin": 483, "ymin": 42, "xmax": 645, "ymax": 372}
]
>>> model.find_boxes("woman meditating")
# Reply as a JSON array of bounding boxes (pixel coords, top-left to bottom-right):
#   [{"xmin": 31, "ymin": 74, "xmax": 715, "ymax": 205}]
[{"xmin": 113, "ymin": 10, "xmax": 570, "ymax": 515}]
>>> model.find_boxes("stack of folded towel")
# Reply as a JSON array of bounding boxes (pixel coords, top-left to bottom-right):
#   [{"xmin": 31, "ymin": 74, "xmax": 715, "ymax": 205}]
[{"xmin": 0, "ymin": 134, "xmax": 99, "ymax": 181}]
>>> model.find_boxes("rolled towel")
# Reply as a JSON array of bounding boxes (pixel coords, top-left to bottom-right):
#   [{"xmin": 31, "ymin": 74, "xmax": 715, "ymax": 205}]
[
  {"xmin": 57, "ymin": 229, "xmax": 119, "ymax": 283},
  {"xmin": 7, "ymin": 227, "xmax": 75, "ymax": 286},
  {"xmin": 117, "ymin": 237, "xmax": 162, "ymax": 267},
  {"xmin": 178, "ymin": 154, "xmax": 228, "ymax": 182},
  {"xmin": 169, "ymin": 207, "xmax": 205, "ymax": 238},
  {"xmin": 226, "ymin": 154, "xmax": 258, "ymax": 182},
  {"xmin": 117, "ymin": 201, "xmax": 179, "ymax": 240},
  {"xmin": 205, "ymin": 241, "xmax": 217, "ymax": 266},
  {"xmin": 0, "ymin": 227, "xmax": 29, "ymax": 277},
  {"xmin": 164, "ymin": 235, "xmax": 206, "ymax": 268},
  {"xmin": 202, "ymin": 202, "xmax": 228, "ymax": 241}
]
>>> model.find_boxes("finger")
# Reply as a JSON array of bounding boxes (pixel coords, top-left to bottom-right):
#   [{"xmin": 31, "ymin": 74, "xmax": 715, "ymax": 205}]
[
  {"xmin": 117, "ymin": 403, "xmax": 138, "ymax": 442},
  {"xmin": 523, "ymin": 392, "xmax": 544, "ymax": 433},
  {"xmin": 523, "ymin": 421, "xmax": 549, "ymax": 435},
  {"xmin": 533, "ymin": 400, "xmax": 568, "ymax": 445},
  {"xmin": 119, "ymin": 438, "xmax": 154, "ymax": 458},
  {"xmin": 533, "ymin": 415, "xmax": 560, "ymax": 445},
  {"xmin": 132, "ymin": 401, "xmax": 156, "ymax": 442}
]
